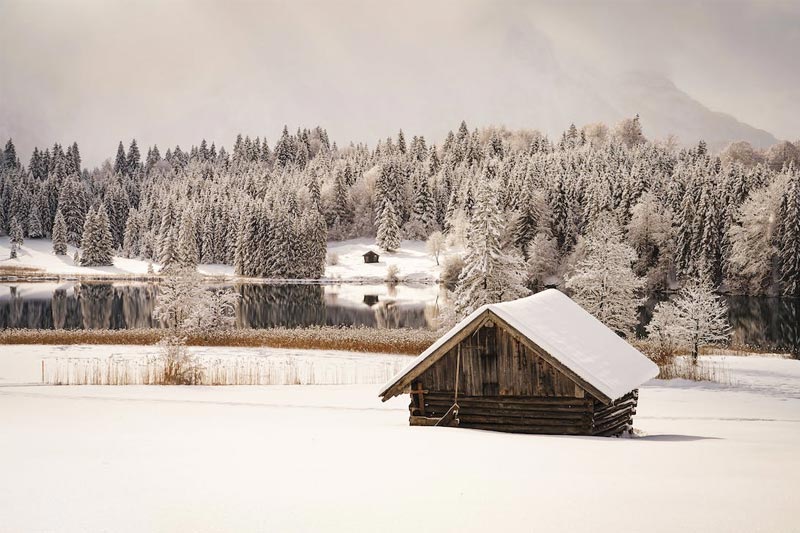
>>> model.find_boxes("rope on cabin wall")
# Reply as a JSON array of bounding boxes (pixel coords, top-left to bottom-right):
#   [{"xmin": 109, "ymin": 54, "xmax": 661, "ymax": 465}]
[{"xmin": 454, "ymin": 344, "xmax": 461, "ymax": 408}]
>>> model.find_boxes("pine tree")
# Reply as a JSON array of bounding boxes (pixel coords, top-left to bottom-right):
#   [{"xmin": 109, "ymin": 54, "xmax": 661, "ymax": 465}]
[
  {"xmin": 178, "ymin": 211, "xmax": 199, "ymax": 269},
  {"xmin": 454, "ymin": 180, "xmax": 530, "ymax": 317},
  {"xmin": 27, "ymin": 204, "xmax": 44, "ymax": 238},
  {"xmin": 9, "ymin": 216, "xmax": 23, "ymax": 245},
  {"xmin": 57, "ymin": 176, "xmax": 87, "ymax": 245},
  {"xmin": 93, "ymin": 205, "xmax": 114, "ymax": 266},
  {"xmin": 780, "ymin": 170, "xmax": 800, "ymax": 296},
  {"xmin": 376, "ymin": 200, "xmax": 401, "ymax": 252},
  {"xmin": 52, "ymin": 210, "xmax": 68, "ymax": 255},
  {"xmin": 3, "ymin": 139, "xmax": 19, "ymax": 169},
  {"xmin": 127, "ymin": 139, "xmax": 141, "ymax": 175},
  {"xmin": 79, "ymin": 206, "xmax": 97, "ymax": 265},
  {"xmin": 114, "ymin": 142, "xmax": 127, "ymax": 175},
  {"xmin": 675, "ymin": 185, "xmax": 697, "ymax": 278},
  {"xmin": 565, "ymin": 215, "xmax": 644, "ymax": 335}
]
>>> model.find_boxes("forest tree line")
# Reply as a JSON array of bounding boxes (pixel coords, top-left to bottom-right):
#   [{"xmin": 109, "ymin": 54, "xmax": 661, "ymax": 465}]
[{"xmin": 1, "ymin": 117, "xmax": 799, "ymax": 299}]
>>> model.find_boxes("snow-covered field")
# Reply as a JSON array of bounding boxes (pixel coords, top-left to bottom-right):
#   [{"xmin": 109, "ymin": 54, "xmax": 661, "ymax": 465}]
[
  {"xmin": 0, "ymin": 346, "xmax": 798, "ymax": 532},
  {"xmin": 0, "ymin": 237, "xmax": 449, "ymax": 283}
]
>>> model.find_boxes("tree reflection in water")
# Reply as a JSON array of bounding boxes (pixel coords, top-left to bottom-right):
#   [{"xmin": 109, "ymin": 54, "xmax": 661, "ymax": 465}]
[{"xmin": 0, "ymin": 283, "xmax": 796, "ymax": 356}]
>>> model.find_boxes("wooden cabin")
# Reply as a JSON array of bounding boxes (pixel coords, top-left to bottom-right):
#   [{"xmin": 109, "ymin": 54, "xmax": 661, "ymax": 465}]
[
  {"xmin": 363, "ymin": 251, "xmax": 380, "ymax": 264},
  {"xmin": 379, "ymin": 289, "xmax": 659, "ymax": 436}
]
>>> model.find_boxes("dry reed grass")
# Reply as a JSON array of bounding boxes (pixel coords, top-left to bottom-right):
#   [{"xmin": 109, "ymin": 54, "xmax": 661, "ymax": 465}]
[
  {"xmin": 42, "ymin": 354, "xmax": 407, "ymax": 386},
  {"xmin": 1, "ymin": 327, "xmax": 438, "ymax": 355},
  {"xmin": 0, "ymin": 265, "xmax": 45, "ymax": 277}
]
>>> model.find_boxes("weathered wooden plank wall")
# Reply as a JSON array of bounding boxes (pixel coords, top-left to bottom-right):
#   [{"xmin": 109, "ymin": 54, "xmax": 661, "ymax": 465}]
[{"xmin": 416, "ymin": 324, "xmax": 582, "ymax": 398}]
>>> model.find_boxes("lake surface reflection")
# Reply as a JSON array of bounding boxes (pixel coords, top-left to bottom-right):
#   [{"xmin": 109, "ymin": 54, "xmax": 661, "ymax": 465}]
[{"xmin": 1, "ymin": 282, "xmax": 797, "ymax": 356}]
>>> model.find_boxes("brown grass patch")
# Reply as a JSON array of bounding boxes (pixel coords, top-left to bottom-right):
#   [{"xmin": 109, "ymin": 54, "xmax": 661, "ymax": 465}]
[
  {"xmin": 0, "ymin": 327, "xmax": 438, "ymax": 355},
  {"xmin": 0, "ymin": 265, "xmax": 45, "ymax": 277}
]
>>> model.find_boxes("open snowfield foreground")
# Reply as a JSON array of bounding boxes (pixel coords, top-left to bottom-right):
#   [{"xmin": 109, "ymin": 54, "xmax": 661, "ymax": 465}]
[{"xmin": 1, "ymin": 347, "xmax": 799, "ymax": 532}]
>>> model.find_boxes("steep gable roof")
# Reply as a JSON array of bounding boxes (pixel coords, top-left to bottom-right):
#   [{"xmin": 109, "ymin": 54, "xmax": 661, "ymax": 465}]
[{"xmin": 379, "ymin": 289, "xmax": 659, "ymax": 402}]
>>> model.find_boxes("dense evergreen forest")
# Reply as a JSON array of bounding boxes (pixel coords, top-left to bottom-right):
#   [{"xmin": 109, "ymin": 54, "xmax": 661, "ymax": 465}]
[{"xmin": 1, "ymin": 117, "xmax": 799, "ymax": 298}]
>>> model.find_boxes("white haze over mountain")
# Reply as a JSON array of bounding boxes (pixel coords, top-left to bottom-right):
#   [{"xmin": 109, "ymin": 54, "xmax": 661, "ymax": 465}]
[{"xmin": 0, "ymin": 0, "xmax": 796, "ymax": 166}]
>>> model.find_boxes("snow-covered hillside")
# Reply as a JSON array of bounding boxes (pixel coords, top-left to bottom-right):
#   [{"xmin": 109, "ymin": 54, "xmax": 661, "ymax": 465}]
[
  {"xmin": 0, "ymin": 237, "xmax": 449, "ymax": 283},
  {"xmin": 0, "ymin": 347, "xmax": 798, "ymax": 532}
]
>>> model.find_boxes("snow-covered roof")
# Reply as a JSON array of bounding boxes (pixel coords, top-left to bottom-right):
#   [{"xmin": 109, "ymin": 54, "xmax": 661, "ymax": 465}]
[{"xmin": 379, "ymin": 289, "xmax": 659, "ymax": 402}]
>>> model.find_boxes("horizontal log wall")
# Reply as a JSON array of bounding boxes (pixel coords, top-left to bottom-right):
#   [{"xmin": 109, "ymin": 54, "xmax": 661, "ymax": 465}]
[
  {"xmin": 410, "ymin": 390, "xmax": 640, "ymax": 437},
  {"xmin": 591, "ymin": 390, "xmax": 638, "ymax": 437},
  {"xmin": 419, "ymin": 392, "xmax": 594, "ymax": 435}
]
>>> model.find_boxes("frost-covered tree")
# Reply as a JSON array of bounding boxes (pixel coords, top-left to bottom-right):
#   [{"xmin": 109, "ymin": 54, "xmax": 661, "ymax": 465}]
[
  {"xmin": 649, "ymin": 280, "xmax": 730, "ymax": 362},
  {"xmin": 565, "ymin": 215, "xmax": 644, "ymax": 335},
  {"xmin": 627, "ymin": 192, "xmax": 673, "ymax": 287},
  {"xmin": 614, "ymin": 114, "xmax": 645, "ymax": 148},
  {"xmin": 376, "ymin": 200, "xmax": 401, "ymax": 252},
  {"xmin": 426, "ymin": 231, "xmax": 446, "ymax": 265},
  {"xmin": 454, "ymin": 180, "xmax": 529, "ymax": 317},
  {"xmin": 52, "ymin": 210, "xmax": 68, "ymax": 255},
  {"xmin": 727, "ymin": 183, "xmax": 782, "ymax": 293},
  {"xmin": 526, "ymin": 232, "xmax": 559, "ymax": 292},
  {"xmin": 645, "ymin": 300, "xmax": 682, "ymax": 358}
]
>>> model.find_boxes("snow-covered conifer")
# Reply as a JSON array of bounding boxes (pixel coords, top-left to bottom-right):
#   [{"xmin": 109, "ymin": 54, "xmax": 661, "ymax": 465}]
[
  {"xmin": 9, "ymin": 216, "xmax": 23, "ymax": 245},
  {"xmin": 52, "ymin": 210, "xmax": 68, "ymax": 255},
  {"xmin": 376, "ymin": 201, "xmax": 401, "ymax": 252},
  {"xmin": 454, "ymin": 180, "xmax": 529, "ymax": 317},
  {"xmin": 565, "ymin": 214, "xmax": 644, "ymax": 335},
  {"xmin": 780, "ymin": 169, "xmax": 800, "ymax": 296},
  {"xmin": 178, "ymin": 211, "xmax": 199, "ymax": 269}
]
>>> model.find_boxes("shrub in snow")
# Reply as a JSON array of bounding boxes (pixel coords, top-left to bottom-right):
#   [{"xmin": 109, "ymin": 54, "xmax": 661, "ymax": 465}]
[
  {"xmin": 327, "ymin": 252, "xmax": 339, "ymax": 266},
  {"xmin": 158, "ymin": 336, "xmax": 204, "ymax": 385},
  {"xmin": 440, "ymin": 253, "xmax": 465, "ymax": 289},
  {"xmin": 10, "ymin": 242, "xmax": 18, "ymax": 259}
]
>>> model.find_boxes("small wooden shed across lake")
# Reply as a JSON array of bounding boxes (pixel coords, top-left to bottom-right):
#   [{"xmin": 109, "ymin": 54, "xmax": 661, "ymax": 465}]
[
  {"xmin": 363, "ymin": 251, "xmax": 380, "ymax": 263},
  {"xmin": 379, "ymin": 289, "xmax": 659, "ymax": 436}
]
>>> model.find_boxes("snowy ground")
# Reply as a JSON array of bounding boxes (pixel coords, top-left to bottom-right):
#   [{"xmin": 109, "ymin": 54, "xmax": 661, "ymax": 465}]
[
  {"xmin": 0, "ymin": 346, "xmax": 798, "ymax": 532},
  {"xmin": 0, "ymin": 236, "xmax": 449, "ymax": 283},
  {"xmin": 325, "ymin": 237, "xmax": 456, "ymax": 283}
]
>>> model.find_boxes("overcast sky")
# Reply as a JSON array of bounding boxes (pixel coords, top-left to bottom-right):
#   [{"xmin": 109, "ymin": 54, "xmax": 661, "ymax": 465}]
[{"xmin": 1, "ymin": 0, "xmax": 798, "ymax": 166}]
